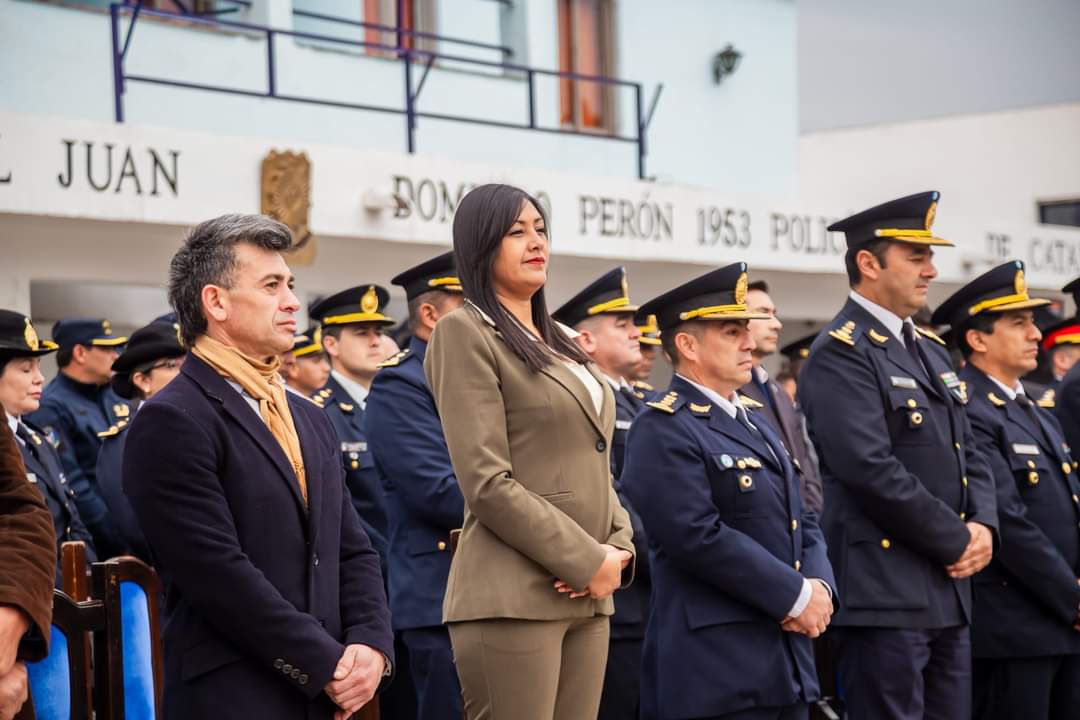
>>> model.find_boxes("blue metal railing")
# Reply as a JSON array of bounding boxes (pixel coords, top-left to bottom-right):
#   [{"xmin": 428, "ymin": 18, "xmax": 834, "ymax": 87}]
[{"xmin": 108, "ymin": 2, "xmax": 663, "ymax": 178}]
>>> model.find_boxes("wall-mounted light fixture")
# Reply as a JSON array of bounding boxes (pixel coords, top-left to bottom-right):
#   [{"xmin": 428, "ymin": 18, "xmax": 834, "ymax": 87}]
[{"xmin": 712, "ymin": 44, "xmax": 742, "ymax": 85}]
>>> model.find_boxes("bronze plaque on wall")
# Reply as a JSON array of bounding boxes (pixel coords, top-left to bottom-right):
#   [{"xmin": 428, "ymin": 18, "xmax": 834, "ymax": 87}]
[{"xmin": 261, "ymin": 150, "xmax": 315, "ymax": 266}]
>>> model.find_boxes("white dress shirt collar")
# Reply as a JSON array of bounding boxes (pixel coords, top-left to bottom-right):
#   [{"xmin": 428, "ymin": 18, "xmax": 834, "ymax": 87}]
[
  {"xmin": 6, "ymin": 412, "xmax": 18, "ymax": 438},
  {"xmin": 331, "ymin": 369, "xmax": 369, "ymax": 409},
  {"xmin": 988, "ymin": 374, "xmax": 1024, "ymax": 401},
  {"xmin": 676, "ymin": 374, "xmax": 741, "ymax": 419},
  {"xmin": 849, "ymin": 290, "xmax": 913, "ymax": 344}
]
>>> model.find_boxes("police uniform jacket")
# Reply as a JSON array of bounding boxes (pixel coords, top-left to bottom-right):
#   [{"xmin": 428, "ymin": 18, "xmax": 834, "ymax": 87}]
[
  {"xmin": 318, "ymin": 374, "xmax": 389, "ymax": 563},
  {"xmin": 95, "ymin": 423, "xmax": 152, "ymax": 562},
  {"xmin": 13, "ymin": 419, "xmax": 98, "ymax": 585},
  {"xmin": 962, "ymin": 364, "xmax": 1080, "ymax": 658},
  {"xmin": 0, "ymin": 425, "xmax": 56, "ymax": 663},
  {"xmin": 610, "ymin": 382, "xmax": 651, "ymax": 641},
  {"xmin": 621, "ymin": 375, "xmax": 835, "ymax": 719},
  {"xmin": 27, "ymin": 372, "xmax": 131, "ymax": 554},
  {"xmin": 799, "ymin": 298, "xmax": 999, "ymax": 629},
  {"xmin": 122, "ymin": 353, "xmax": 393, "ymax": 720},
  {"xmin": 1054, "ymin": 359, "xmax": 1080, "ymax": 459},
  {"xmin": 364, "ymin": 336, "xmax": 464, "ymax": 631},
  {"xmin": 424, "ymin": 304, "xmax": 635, "ymax": 623}
]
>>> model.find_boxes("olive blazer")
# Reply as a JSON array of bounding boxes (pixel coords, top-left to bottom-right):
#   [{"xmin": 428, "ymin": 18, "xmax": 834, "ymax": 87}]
[{"xmin": 424, "ymin": 304, "xmax": 635, "ymax": 623}]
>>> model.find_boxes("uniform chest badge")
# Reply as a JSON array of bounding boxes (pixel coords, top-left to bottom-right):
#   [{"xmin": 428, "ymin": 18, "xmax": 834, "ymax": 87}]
[
  {"xmin": 26, "ymin": 473, "xmax": 37, "ymax": 484},
  {"xmin": 719, "ymin": 454, "xmax": 734, "ymax": 468}
]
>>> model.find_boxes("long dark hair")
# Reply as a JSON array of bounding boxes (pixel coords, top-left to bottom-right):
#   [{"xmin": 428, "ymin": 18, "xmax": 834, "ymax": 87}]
[{"xmin": 453, "ymin": 184, "xmax": 590, "ymax": 373}]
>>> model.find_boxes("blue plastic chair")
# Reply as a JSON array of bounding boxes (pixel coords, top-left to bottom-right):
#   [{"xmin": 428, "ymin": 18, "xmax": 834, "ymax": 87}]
[
  {"xmin": 92, "ymin": 557, "xmax": 164, "ymax": 720},
  {"xmin": 26, "ymin": 590, "xmax": 102, "ymax": 720}
]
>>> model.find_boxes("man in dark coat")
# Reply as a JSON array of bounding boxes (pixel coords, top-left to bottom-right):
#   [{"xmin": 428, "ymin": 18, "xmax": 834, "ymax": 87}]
[
  {"xmin": 799, "ymin": 192, "xmax": 999, "ymax": 720},
  {"xmin": 740, "ymin": 280, "xmax": 823, "ymax": 515},
  {"xmin": 123, "ymin": 214, "xmax": 393, "ymax": 720},
  {"xmin": 623, "ymin": 263, "xmax": 836, "ymax": 720},
  {"xmin": 0, "ymin": 421, "xmax": 56, "ymax": 720},
  {"xmin": 365, "ymin": 252, "xmax": 465, "ymax": 720},
  {"xmin": 933, "ymin": 261, "xmax": 1080, "ymax": 719}
]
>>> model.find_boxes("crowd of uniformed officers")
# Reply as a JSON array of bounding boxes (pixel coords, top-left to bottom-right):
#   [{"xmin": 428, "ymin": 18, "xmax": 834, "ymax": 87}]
[{"xmin": 2, "ymin": 184, "xmax": 1080, "ymax": 720}]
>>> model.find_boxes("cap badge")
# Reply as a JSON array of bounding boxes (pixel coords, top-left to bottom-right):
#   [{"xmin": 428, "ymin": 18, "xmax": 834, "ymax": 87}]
[
  {"xmin": 360, "ymin": 286, "xmax": 379, "ymax": 315},
  {"xmin": 734, "ymin": 273, "xmax": 748, "ymax": 305},
  {"xmin": 23, "ymin": 319, "xmax": 39, "ymax": 351},
  {"xmin": 924, "ymin": 201, "xmax": 937, "ymax": 230},
  {"xmin": 102, "ymin": 320, "xmax": 112, "ymax": 335},
  {"xmin": 621, "ymin": 271, "xmax": 629, "ymax": 301},
  {"xmin": 1014, "ymin": 269, "xmax": 1026, "ymax": 295}
]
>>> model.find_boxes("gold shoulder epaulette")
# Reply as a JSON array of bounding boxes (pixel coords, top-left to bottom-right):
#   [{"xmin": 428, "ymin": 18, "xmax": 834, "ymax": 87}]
[
  {"xmin": 632, "ymin": 379, "xmax": 655, "ymax": 391},
  {"xmin": 1037, "ymin": 388, "xmax": 1055, "ymax": 408},
  {"xmin": 916, "ymin": 326, "xmax": 946, "ymax": 345},
  {"xmin": 987, "ymin": 392, "xmax": 1007, "ymax": 407},
  {"xmin": 377, "ymin": 349, "xmax": 411, "ymax": 368},
  {"xmin": 738, "ymin": 394, "xmax": 764, "ymax": 409},
  {"xmin": 867, "ymin": 328, "xmax": 890, "ymax": 344},
  {"xmin": 96, "ymin": 419, "xmax": 130, "ymax": 439},
  {"xmin": 828, "ymin": 320, "xmax": 856, "ymax": 347},
  {"xmin": 646, "ymin": 391, "xmax": 679, "ymax": 414}
]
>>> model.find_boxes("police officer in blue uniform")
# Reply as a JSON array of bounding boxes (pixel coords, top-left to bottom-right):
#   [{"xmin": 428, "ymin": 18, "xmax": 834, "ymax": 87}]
[
  {"xmin": 633, "ymin": 311, "xmax": 662, "ymax": 394},
  {"xmin": 282, "ymin": 325, "xmax": 330, "ymax": 400},
  {"xmin": 552, "ymin": 266, "xmax": 653, "ymax": 720},
  {"xmin": 27, "ymin": 317, "xmax": 130, "ymax": 558},
  {"xmin": 622, "ymin": 263, "xmax": 836, "ymax": 720},
  {"xmin": 0, "ymin": 310, "xmax": 97, "ymax": 585},
  {"xmin": 309, "ymin": 286, "xmax": 395, "ymax": 564},
  {"xmin": 798, "ymin": 191, "xmax": 999, "ymax": 720},
  {"xmin": 95, "ymin": 320, "xmax": 185, "ymax": 562},
  {"xmin": 931, "ymin": 261, "xmax": 1080, "ymax": 719},
  {"xmin": 365, "ymin": 252, "xmax": 465, "ymax": 720}
]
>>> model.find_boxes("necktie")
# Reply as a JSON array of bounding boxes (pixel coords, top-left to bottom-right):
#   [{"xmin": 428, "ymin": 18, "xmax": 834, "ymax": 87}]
[
  {"xmin": 753, "ymin": 372, "xmax": 778, "ymax": 417},
  {"xmin": 1015, "ymin": 394, "xmax": 1053, "ymax": 447},
  {"xmin": 14, "ymin": 422, "xmax": 40, "ymax": 461},
  {"xmin": 901, "ymin": 323, "xmax": 929, "ymax": 379},
  {"xmin": 737, "ymin": 407, "xmax": 780, "ymax": 467}
]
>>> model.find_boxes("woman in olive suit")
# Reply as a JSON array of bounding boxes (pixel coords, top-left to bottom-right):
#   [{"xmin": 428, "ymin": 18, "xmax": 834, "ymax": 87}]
[{"xmin": 424, "ymin": 184, "xmax": 635, "ymax": 720}]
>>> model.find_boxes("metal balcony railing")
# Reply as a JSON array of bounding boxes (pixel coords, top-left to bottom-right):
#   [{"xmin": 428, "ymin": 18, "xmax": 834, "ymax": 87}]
[{"xmin": 109, "ymin": 1, "xmax": 663, "ymax": 178}]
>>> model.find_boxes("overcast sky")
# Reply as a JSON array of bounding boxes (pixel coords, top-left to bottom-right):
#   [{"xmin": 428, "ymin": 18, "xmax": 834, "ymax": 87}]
[{"xmin": 798, "ymin": 0, "xmax": 1080, "ymax": 133}]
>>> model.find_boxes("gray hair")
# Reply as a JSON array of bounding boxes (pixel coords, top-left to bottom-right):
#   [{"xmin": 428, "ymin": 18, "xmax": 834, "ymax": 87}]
[{"xmin": 168, "ymin": 214, "xmax": 293, "ymax": 347}]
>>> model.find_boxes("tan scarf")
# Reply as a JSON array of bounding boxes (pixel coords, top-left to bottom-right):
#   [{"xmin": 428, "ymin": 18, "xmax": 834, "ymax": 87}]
[{"xmin": 192, "ymin": 335, "xmax": 307, "ymax": 505}]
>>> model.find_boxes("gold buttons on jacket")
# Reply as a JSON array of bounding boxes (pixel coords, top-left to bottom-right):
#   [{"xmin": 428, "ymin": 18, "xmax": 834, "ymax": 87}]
[
  {"xmin": 1072, "ymin": 494, "xmax": 1079, "ymax": 504},
  {"xmin": 1027, "ymin": 460, "xmax": 1036, "ymax": 469},
  {"xmin": 907, "ymin": 398, "xmax": 917, "ymax": 408},
  {"xmin": 790, "ymin": 519, "xmax": 798, "ymax": 531},
  {"xmin": 960, "ymin": 512, "xmax": 966, "ymax": 521},
  {"xmin": 954, "ymin": 442, "xmax": 961, "ymax": 450},
  {"xmin": 910, "ymin": 411, "xmax": 923, "ymax": 426},
  {"xmin": 738, "ymin": 475, "xmax": 753, "ymax": 489},
  {"xmin": 1063, "ymin": 462, "xmax": 1072, "ymax": 475},
  {"xmin": 794, "ymin": 560, "xmax": 801, "ymax": 571},
  {"xmin": 1028, "ymin": 471, "xmax": 1039, "ymax": 485},
  {"xmin": 962, "ymin": 476, "xmax": 968, "ymax": 487},
  {"xmin": 438, "ymin": 541, "xmax": 447, "ymax": 551},
  {"xmin": 350, "ymin": 460, "xmax": 359, "ymax": 470},
  {"xmin": 880, "ymin": 539, "xmax": 891, "ymax": 549}
]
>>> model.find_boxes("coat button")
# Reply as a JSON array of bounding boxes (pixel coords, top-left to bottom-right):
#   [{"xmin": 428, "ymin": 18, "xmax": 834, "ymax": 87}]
[
  {"xmin": 437, "ymin": 541, "xmax": 447, "ymax": 551},
  {"xmin": 1028, "ymin": 471, "xmax": 1039, "ymax": 485},
  {"xmin": 273, "ymin": 658, "xmax": 284, "ymax": 669},
  {"xmin": 906, "ymin": 398, "xmax": 917, "ymax": 408},
  {"xmin": 960, "ymin": 512, "xmax": 966, "ymax": 520},
  {"xmin": 299, "ymin": 674, "xmax": 308, "ymax": 685},
  {"xmin": 880, "ymin": 539, "xmax": 891, "ymax": 549},
  {"xmin": 1063, "ymin": 462, "xmax": 1072, "ymax": 475},
  {"xmin": 962, "ymin": 476, "xmax": 968, "ymax": 487},
  {"xmin": 1027, "ymin": 460, "xmax": 1036, "ymax": 469},
  {"xmin": 595, "ymin": 439, "xmax": 606, "ymax": 452},
  {"xmin": 290, "ymin": 668, "xmax": 300, "ymax": 679},
  {"xmin": 790, "ymin": 519, "xmax": 798, "ymax": 531},
  {"xmin": 283, "ymin": 663, "xmax": 292, "ymax": 673},
  {"xmin": 313, "ymin": 554, "xmax": 320, "ymax": 566},
  {"xmin": 794, "ymin": 560, "xmax": 801, "ymax": 571},
  {"xmin": 1073, "ymin": 494, "xmax": 1079, "ymax": 504},
  {"xmin": 350, "ymin": 460, "xmax": 359, "ymax": 470},
  {"xmin": 954, "ymin": 442, "xmax": 961, "ymax": 451}
]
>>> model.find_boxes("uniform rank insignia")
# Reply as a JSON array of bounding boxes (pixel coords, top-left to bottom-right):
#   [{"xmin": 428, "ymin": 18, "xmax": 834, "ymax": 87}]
[
  {"xmin": 738, "ymin": 395, "xmax": 763, "ymax": 409},
  {"xmin": 646, "ymin": 392, "xmax": 678, "ymax": 413},
  {"xmin": 828, "ymin": 320, "xmax": 856, "ymax": 346},
  {"xmin": 867, "ymin": 328, "xmax": 889, "ymax": 344},
  {"xmin": 113, "ymin": 403, "xmax": 130, "ymax": 418},
  {"xmin": 377, "ymin": 348, "xmax": 410, "ymax": 368},
  {"xmin": 338, "ymin": 402, "xmax": 355, "ymax": 413},
  {"xmin": 987, "ymin": 392, "xmax": 1006, "ymax": 407},
  {"xmin": 688, "ymin": 403, "xmax": 711, "ymax": 414},
  {"xmin": 1037, "ymin": 388, "xmax": 1055, "ymax": 408},
  {"xmin": 916, "ymin": 326, "xmax": 946, "ymax": 345}
]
